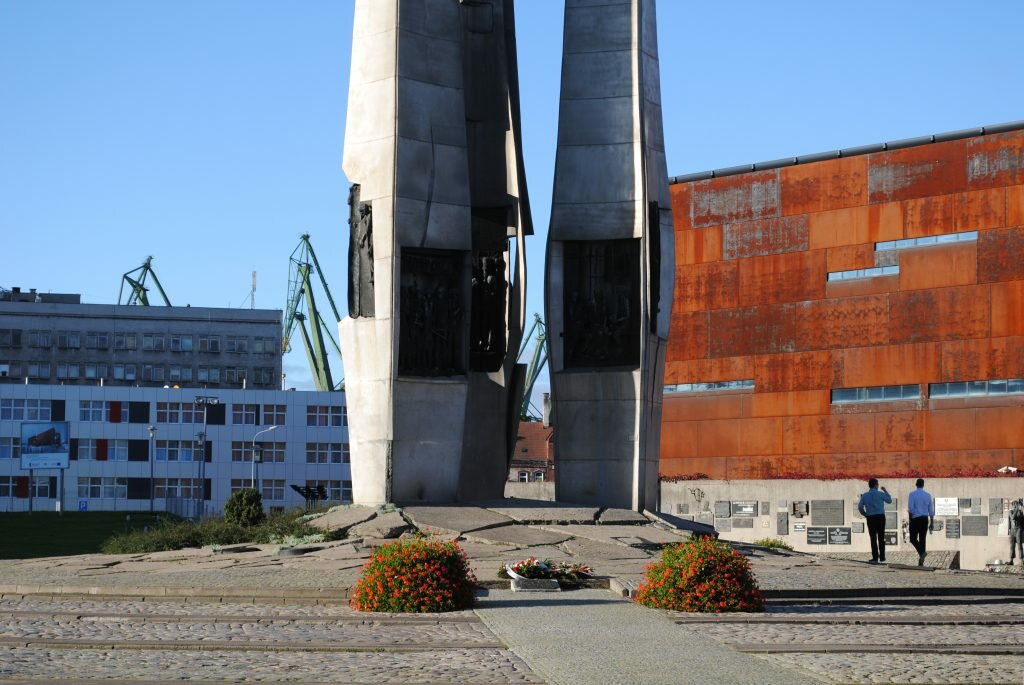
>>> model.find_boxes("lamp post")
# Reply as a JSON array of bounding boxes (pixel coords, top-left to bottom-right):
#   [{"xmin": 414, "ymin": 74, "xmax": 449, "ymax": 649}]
[
  {"xmin": 251, "ymin": 425, "xmax": 279, "ymax": 492},
  {"xmin": 147, "ymin": 425, "xmax": 156, "ymax": 512},
  {"xmin": 193, "ymin": 396, "xmax": 219, "ymax": 518}
]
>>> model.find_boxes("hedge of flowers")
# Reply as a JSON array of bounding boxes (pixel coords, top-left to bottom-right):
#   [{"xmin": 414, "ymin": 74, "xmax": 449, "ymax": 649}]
[
  {"xmin": 349, "ymin": 537, "xmax": 477, "ymax": 613},
  {"xmin": 634, "ymin": 537, "xmax": 764, "ymax": 613}
]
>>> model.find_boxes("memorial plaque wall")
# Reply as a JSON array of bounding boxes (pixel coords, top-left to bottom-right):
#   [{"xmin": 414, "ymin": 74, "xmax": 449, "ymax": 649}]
[
  {"xmin": 884, "ymin": 497, "xmax": 898, "ymax": 512},
  {"xmin": 677, "ymin": 503, "xmax": 690, "ymax": 515},
  {"xmin": 935, "ymin": 498, "xmax": 959, "ymax": 516},
  {"xmin": 716, "ymin": 518, "xmax": 732, "ymax": 532},
  {"xmin": 883, "ymin": 531, "xmax": 898, "ymax": 546},
  {"xmin": 989, "ymin": 499, "xmax": 1005, "ymax": 525},
  {"xmin": 793, "ymin": 522, "xmax": 806, "ymax": 532},
  {"xmin": 806, "ymin": 527, "xmax": 827, "ymax": 545},
  {"xmin": 885, "ymin": 511, "xmax": 898, "ymax": 529},
  {"xmin": 958, "ymin": 498, "xmax": 972, "ymax": 512},
  {"xmin": 962, "ymin": 515, "xmax": 989, "ymax": 536},
  {"xmin": 946, "ymin": 518, "xmax": 961, "ymax": 538},
  {"xmin": 714, "ymin": 501, "xmax": 732, "ymax": 518},
  {"xmin": 733, "ymin": 518, "xmax": 754, "ymax": 529},
  {"xmin": 732, "ymin": 501, "xmax": 757, "ymax": 517},
  {"xmin": 931, "ymin": 519, "xmax": 943, "ymax": 531},
  {"xmin": 760, "ymin": 501, "xmax": 770, "ymax": 516},
  {"xmin": 777, "ymin": 512, "xmax": 789, "ymax": 535},
  {"xmin": 810, "ymin": 500, "xmax": 844, "ymax": 526},
  {"xmin": 827, "ymin": 527, "xmax": 852, "ymax": 545},
  {"xmin": 792, "ymin": 501, "xmax": 808, "ymax": 518},
  {"xmin": 851, "ymin": 521, "xmax": 864, "ymax": 533}
]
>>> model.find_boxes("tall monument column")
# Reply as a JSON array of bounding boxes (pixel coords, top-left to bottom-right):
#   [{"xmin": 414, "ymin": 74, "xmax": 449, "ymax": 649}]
[
  {"xmin": 545, "ymin": 0, "xmax": 674, "ymax": 511},
  {"xmin": 340, "ymin": 0, "xmax": 532, "ymax": 504}
]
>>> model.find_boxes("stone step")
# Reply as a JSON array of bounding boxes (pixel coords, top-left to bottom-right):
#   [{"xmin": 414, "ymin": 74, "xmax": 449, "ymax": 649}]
[
  {"xmin": 733, "ymin": 642, "xmax": 1024, "ymax": 655},
  {"xmin": 766, "ymin": 595, "xmax": 1024, "ymax": 607}
]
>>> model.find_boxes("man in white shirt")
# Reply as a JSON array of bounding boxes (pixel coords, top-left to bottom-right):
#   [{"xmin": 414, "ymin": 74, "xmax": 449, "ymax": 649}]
[{"xmin": 907, "ymin": 479, "xmax": 935, "ymax": 567}]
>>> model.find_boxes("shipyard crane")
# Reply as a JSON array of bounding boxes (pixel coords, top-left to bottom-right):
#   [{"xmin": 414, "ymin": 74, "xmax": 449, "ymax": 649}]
[
  {"xmin": 517, "ymin": 314, "xmax": 548, "ymax": 420},
  {"xmin": 118, "ymin": 256, "xmax": 171, "ymax": 306},
  {"xmin": 283, "ymin": 235, "xmax": 343, "ymax": 392}
]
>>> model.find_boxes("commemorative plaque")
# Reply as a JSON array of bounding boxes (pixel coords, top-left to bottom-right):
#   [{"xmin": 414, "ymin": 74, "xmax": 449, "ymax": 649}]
[
  {"xmin": 962, "ymin": 515, "xmax": 989, "ymax": 536},
  {"xmin": 714, "ymin": 501, "xmax": 732, "ymax": 518},
  {"xmin": 885, "ymin": 511, "xmax": 898, "ymax": 529},
  {"xmin": 811, "ymin": 500, "xmax": 844, "ymax": 526},
  {"xmin": 883, "ymin": 531, "xmax": 898, "ymax": 546},
  {"xmin": 884, "ymin": 497, "xmax": 898, "ymax": 512},
  {"xmin": 793, "ymin": 522, "xmax": 806, "ymax": 532},
  {"xmin": 732, "ymin": 501, "xmax": 758, "ymax": 517},
  {"xmin": 677, "ymin": 503, "xmax": 690, "ymax": 515},
  {"xmin": 733, "ymin": 518, "xmax": 754, "ymax": 529},
  {"xmin": 827, "ymin": 527, "xmax": 852, "ymax": 545},
  {"xmin": 777, "ymin": 512, "xmax": 789, "ymax": 535},
  {"xmin": 935, "ymin": 498, "xmax": 959, "ymax": 516},
  {"xmin": 792, "ymin": 501, "xmax": 808, "ymax": 518},
  {"xmin": 851, "ymin": 521, "xmax": 864, "ymax": 533},
  {"xmin": 760, "ymin": 501, "xmax": 770, "ymax": 516},
  {"xmin": 716, "ymin": 518, "xmax": 732, "ymax": 532},
  {"xmin": 945, "ymin": 518, "xmax": 961, "ymax": 539},
  {"xmin": 806, "ymin": 527, "xmax": 827, "ymax": 545},
  {"xmin": 931, "ymin": 519, "xmax": 943, "ymax": 531},
  {"xmin": 958, "ymin": 498, "xmax": 972, "ymax": 512}
]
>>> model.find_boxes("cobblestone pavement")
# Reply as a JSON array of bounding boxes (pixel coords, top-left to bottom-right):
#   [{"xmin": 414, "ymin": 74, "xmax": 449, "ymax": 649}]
[
  {"xmin": 0, "ymin": 596, "xmax": 543, "ymax": 683},
  {"xmin": 672, "ymin": 602, "xmax": 1024, "ymax": 684}
]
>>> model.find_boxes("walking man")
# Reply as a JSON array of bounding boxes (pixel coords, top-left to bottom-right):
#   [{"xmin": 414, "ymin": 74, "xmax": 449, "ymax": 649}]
[
  {"xmin": 858, "ymin": 478, "xmax": 892, "ymax": 564},
  {"xmin": 907, "ymin": 478, "xmax": 934, "ymax": 566},
  {"xmin": 1010, "ymin": 499, "xmax": 1024, "ymax": 566}
]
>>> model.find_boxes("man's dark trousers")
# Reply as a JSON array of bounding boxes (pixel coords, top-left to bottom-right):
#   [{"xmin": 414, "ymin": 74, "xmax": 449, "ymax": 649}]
[
  {"xmin": 867, "ymin": 514, "xmax": 887, "ymax": 561},
  {"xmin": 909, "ymin": 515, "xmax": 929, "ymax": 558}
]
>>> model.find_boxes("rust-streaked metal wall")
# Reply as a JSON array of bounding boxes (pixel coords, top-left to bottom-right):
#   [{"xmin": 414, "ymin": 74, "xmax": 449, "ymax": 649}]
[{"xmin": 663, "ymin": 129, "xmax": 1024, "ymax": 480}]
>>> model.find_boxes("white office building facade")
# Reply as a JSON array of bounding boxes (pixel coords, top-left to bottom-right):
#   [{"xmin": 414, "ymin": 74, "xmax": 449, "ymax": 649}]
[{"xmin": 0, "ymin": 385, "xmax": 350, "ymax": 515}]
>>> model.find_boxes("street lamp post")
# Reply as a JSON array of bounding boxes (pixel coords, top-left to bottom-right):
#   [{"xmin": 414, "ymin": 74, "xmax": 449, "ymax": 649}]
[
  {"xmin": 193, "ymin": 396, "xmax": 219, "ymax": 519},
  {"xmin": 147, "ymin": 425, "xmax": 156, "ymax": 512},
  {"xmin": 251, "ymin": 426, "xmax": 279, "ymax": 492}
]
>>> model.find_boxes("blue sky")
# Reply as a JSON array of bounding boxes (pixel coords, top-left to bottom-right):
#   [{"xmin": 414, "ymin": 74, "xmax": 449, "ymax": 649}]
[{"xmin": 2, "ymin": 1, "xmax": 1022, "ymax": 391}]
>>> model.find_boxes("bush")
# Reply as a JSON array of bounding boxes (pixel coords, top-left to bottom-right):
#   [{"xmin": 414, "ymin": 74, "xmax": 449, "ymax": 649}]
[
  {"xmin": 634, "ymin": 537, "xmax": 764, "ymax": 613},
  {"xmin": 350, "ymin": 537, "xmax": 477, "ymax": 613},
  {"xmin": 223, "ymin": 489, "xmax": 266, "ymax": 527},
  {"xmin": 753, "ymin": 537, "xmax": 793, "ymax": 551}
]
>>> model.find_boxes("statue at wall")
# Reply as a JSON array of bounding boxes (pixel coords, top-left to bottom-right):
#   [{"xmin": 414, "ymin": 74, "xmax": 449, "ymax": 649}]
[{"xmin": 347, "ymin": 183, "xmax": 374, "ymax": 318}]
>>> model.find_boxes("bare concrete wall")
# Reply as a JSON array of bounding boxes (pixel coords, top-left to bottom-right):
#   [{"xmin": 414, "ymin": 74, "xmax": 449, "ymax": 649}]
[
  {"xmin": 661, "ymin": 478, "xmax": 1024, "ymax": 570},
  {"xmin": 504, "ymin": 481, "xmax": 556, "ymax": 502}
]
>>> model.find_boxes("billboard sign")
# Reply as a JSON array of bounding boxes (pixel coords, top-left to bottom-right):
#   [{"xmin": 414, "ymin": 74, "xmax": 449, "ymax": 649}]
[{"xmin": 20, "ymin": 421, "xmax": 70, "ymax": 469}]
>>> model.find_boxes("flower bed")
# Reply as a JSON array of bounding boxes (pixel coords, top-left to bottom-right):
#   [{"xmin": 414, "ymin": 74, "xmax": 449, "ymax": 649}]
[
  {"xmin": 350, "ymin": 537, "xmax": 477, "ymax": 613},
  {"xmin": 634, "ymin": 537, "xmax": 764, "ymax": 613}
]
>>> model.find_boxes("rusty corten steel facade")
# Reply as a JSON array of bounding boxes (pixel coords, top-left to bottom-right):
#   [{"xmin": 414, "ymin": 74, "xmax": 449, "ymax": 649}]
[{"xmin": 662, "ymin": 128, "xmax": 1024, "ymax": 480}]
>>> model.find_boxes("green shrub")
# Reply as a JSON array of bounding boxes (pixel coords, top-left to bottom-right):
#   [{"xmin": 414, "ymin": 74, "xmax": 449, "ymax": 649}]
[
  {"xmin": 635, "ymin": 537, "xmax": 764, "ymax": 613},
  {"xmin": 350, "ymin": 537, "xmax": 477, "ymax": 613},
  {"xmin": 223, "ymin": 489, "xmax": 266, "ymax": 527},
  {"xmin": 753, "ymin": 537, "xmax": 793, "ymax": 551}
]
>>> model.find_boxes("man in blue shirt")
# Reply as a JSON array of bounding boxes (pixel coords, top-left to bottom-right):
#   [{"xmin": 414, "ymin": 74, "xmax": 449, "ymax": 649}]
[
  {"xmin": 857, "ymin": 478, "xmax": 892, "ymax": 564},
  {"xmin": 907, "ymin": 478, "xmax": 935, "ymax": 566}
]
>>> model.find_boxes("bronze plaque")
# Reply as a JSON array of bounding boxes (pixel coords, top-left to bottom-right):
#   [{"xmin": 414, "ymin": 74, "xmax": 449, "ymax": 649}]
[{"xmin": 399, "ymin": 249, "xmax": 466, "ymax": 377}]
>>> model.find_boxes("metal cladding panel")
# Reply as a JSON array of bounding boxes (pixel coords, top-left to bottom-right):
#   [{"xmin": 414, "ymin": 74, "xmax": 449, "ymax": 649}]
[
  {"xmin": 665, "ymin": 355, "xmax": 754, "ymax": 386},
  {"xmin": 889, "ymin": 285, "xmax": 991, "ymax": 344},
  {"xmin": 673, "ymin": 261, "xmax": 738, "ymax": 313},
  {"xmin": 978, "ymin": 226, "xmax": 1024, "ymax": 283},
  {"xmin": 752, "ymin": 350, "xmax": 837, "ymax": 394},
  {"xmin": 868, "ymin": 139, "xmax": 969, "ymax": 203},
  {"xmin": 780, "ymin": 155, "xmax": 868, "ymax": 216},
  {"xmin": 903, "ymin": 188, "xmax": 1005, "ymax": 238},
  {"xmin": 966, "ymin": 131, "xmax": 1024, "ymax": 189},
  {"xmin": 1008, "ymin": 184, "xmax": 1024, "ymax": 226},
  {"xmin": 674, "ymin": 226, "xmax": 722, "ymax": 265},
  {"xmin": 708, "ymin": 304, "xmax": 800, "ymax": 358},
  {"xmin": 808, "ymin": 206, "xmax": 870, "ymax": 249},
  {"xmin": 991, "ymin": 281, "xmax": 1024, "ymax": 337},
  {"xmin": 924, "ymin": 408, "xmax": 978, "ymax": 450},
  {"xmin": 662, "ymin": 393, "xmax": 749, "ymax": 422},
  {"xmin": 868, "ymin": 202, "xmax": 906, "ymax": 242},
  {"xmin": 737, "ymin": 250, "xmax": 826, "ymax": 307},
  {"xmin": 736, "ymin": 417, "xmax": 785, "ymax": 456},
  {"xmin": 974, "ymin": 406, "xmax": 1024, "ymax": 449},
  {"xmin": 691, "ymin": 170, "xmax": 780, "ymax": 228},
  {"xmin": 669, "ymin": 183, "xmax": 693, "ymax": 230},
  {"xmin": 839, "ymin": 342, "xmax": 940, "ymax": 387},
  {"xmin": 897, "ymin": 242, "xmax": 978, "ymax": 291},
  {"xmin": 874, "ymin": 411, "xmax": 925, "ymax": 451},
  {"xmin": 749, "ymin": 390, "xmax": 830, "ymax": 418},
  {"xmin": 783, "ymin": 413, "xmax": 875, "ymax": 454},
  {"xmin": 796, "ymin": 295, "xmax": 889, "ymax": 351},
  {"xmin": 722, "ymin": 215, "xmax": 808, "ymax": 260},
  {"xmin": 826, "ymin": 244, "xmax": 875, "ymax": 272},
  {"xmin": 666, "ymin": 310, "xmax": 709, "ymax": 362},
  {"xmin": 697, "ymin": 419, "xmax": 742, "ymax": 457},
  {"xmin": 902, "ymin": 194, "xmax": 956, "ymax": 237},
  {"xmin": 660, "ymin": 421, "xmax": 702, "ymax": 459},
  {"xmin": 825, "ymin": 275, "xmax": 899, "ymax": 299},
  {"xmin": 940, "ymin": 337, "xmax": 1024, "ymax": 381}
]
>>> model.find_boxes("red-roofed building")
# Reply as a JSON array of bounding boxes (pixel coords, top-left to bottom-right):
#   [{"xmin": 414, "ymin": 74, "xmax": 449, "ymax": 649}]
[{"xmin": 508, "ymin": 420, "xmax": 555, "ymax": 483}]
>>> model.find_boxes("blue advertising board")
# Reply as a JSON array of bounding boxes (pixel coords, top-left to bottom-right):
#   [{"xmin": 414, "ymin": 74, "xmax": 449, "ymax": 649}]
[{"xmin": 20, "ymin": 421, "xmax": 70, "ymax": 469}]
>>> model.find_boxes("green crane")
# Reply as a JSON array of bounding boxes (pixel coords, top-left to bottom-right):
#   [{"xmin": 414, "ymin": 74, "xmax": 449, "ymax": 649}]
[
  {"xmin": 119, "ymin": 256, "xmax": 171, "ymax": 306},
  {"xmin": 518, "ymin": 314, "xmax": 548, "ymax": 420},
  {"xmin": 283, "ymin": 235, "xmax": 344, "ymax": 392}
]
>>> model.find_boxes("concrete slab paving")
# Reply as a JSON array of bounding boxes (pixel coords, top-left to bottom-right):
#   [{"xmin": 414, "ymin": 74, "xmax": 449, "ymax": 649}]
[
  {"xmin": 537, "ymin": 524, "xmax": 689, "ymax": 547},
  {"xmin": 403, "ymin": 505, "xmax": 516, "ymax": 534},
  {"xmin": 483, "ymin": 504, "xmax": 600, "ymax": 524},
  {"xmin": 464, "ymin": 525, "xmax": 574, "ymax": 548},
  {"xmin": 304, "ymin": 504, "xmax": 377, "ymax": 533},
  {"xmin": 349, "ymin": 511, "xmax": 412, "ymax": 539},
  {"xmin": 597, "ymin": 508, "xmax": 650, "ymax": 525}
]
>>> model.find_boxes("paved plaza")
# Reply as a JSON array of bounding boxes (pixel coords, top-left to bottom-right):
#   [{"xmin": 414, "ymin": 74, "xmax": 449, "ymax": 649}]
[{"xmin": 0, "ymin": 503, "xmax": 1022, "ymax": 683}]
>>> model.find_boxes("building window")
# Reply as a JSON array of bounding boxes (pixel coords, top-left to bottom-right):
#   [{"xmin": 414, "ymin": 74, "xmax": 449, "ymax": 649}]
[
  {"xmin": 231, "ymin": 441, "xmax": 255, "ymax": 462},
  {"xmin": 155, "ymin": 440, "xmax": 203, "ymax": 462},
  {"xmin": 263, "ymin": 404, "xmax": 286, "ymax": 425},
  {"xmin": 254, "ymin": 368, "xmax": 276, "ymax": 386},
  {"xmin": 306, "ymin": 405, "xmax": 345, "ymax": 427},
  {"xmin": 262, "ymin": 479, "xmax": 285, "ymax": 501},
  {"xmin": 827, "ymin": 265, "xmax": 899, "ymax": 282},
  {"xmin": 57, "ymin": 364, "xmax": 80, "ymax": 380},
  {"xmin": 83, "ymin": 364, "xmax": 107, "ymax": 380},
  {"xmin": 26, "ymin": 363, "xmax": 51, "ymax": 379},
  {"xmin": 142, "ymin": 334, "xmax": 165, "ymax": 351},
  {"xmin": 114, "ymin": 333, "xmax": 137, "ymax": 350},
  {"xmin": 831, "ymin": 384, "xmax": 921, "ymax": 403},
  {"xmin": 170, "ymin": 334, "xmax": 194, "ymax": 352},
  {"xmin": 113, "ymin": 364, "xmax": 137, "ymax": 381},
  {"xmin": 169, "ymin": 366, "xmax": 193, "ymax": 383},
  {"xmin": 28, "ymin": 331, "xmax": 52, "ymax": 348},
  {"xmin": 156, "ymin": 402, "xmax": 205, "ymax": 424},
  {"xmin": 57, "ymin": 332, "xmax": 81, "ymax": 349},
  {"xmin": 199, "ymin": 335, "xmax": 220, "ymax": 353},
  {"xmin": 198, "ymin": 366, "xmax": 220, "ymax": 383},
  {"xmin": 253, "ymin": 337, "xmax": 277, "ymax": 354},
  {"xmin": 664, "ymin": 380, "xmax": 755, "ymax": 394},
  {"xmin": 77, "ymin": 477, "xmax": 127, "ymax": 499},
  {"xmin": 226, "ymin": 337, "xmax": 249, "ymax": 353},
  {"xmin": 30, "ymin": 477, "xmax": 51, "ymax": 498},
  {"xmin": 225, "ymin": 367, "xmax": 247, "ymax": 384},
  {"xmin": 79, "ymin": 400, "xmax": 105, "ymax": 422},
  {"xmin": 305, "ymin": 479, "xmax": 352, "ymax": 503},
  {"xmin": 0, "ymin": 329, "xmax": 23, "ymax": 347},
  {"xmin": 0, "ymin": 476, "xmax": 13, "ymax": 497},
  {"xmin": 85, "ymin": 333, "xmax": 109, "ymax": 349},
  {"xmin": 1, "ymin": 399, "xmax": 52, "ymax": 421},
  {"xmin": 154, "ymin": 478, "xmax": 202, "ymax": 498},
  {"xmin": 260, "ymin": 441, "xmax": 286, "ymax": 463},
  {"xmin": 305, "ymin": 442, "xmax": 349, "ymax": 464},
  {"xmin": 930, "ymin": 378, "xmax": 1024, "ymax": 398},
  {"xmin": 533, "ymin": 471, "xmax": 545, "ymax": 482},
  {"xmin": 876, "ymin": 231, "xmax": 977, "ymax": 251},
  {"xmin": 110, "ymin": 440, "xmax": 129, "ymax": 461},
  {"xmin": 518, "ymin": 471, "xmax": 528, "ymax": 482},
  {"xmin": 232, "ymin": 404, "xmax": 258, "ymax": 425},
  {"xmin": 0, "ymin": 438, "xmax": 21, "ymax": 460},
  {"xmin": 230, "ymin": 478, "xmax": 249, "ymax": 495}
]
